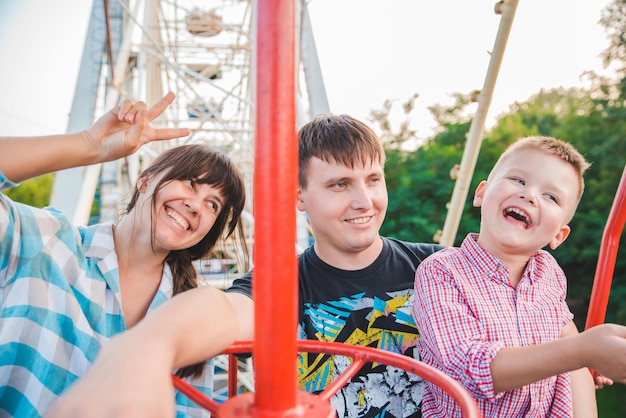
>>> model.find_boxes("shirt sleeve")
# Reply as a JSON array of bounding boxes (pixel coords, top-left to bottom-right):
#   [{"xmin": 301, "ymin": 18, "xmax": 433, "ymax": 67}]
[
  {"xmin": 0, "ymin": 171, "xmax": 19, "ymax": 192},
  {"xmin": 226, "ymin": 269, "xmax": 253, "ymax": 299},
  {"xmin": 554, "ymin": 261, "xmax": 574, "ymax": 327},
  {"xmin": 0, "ymin": 173, "xmax": 20, "ymax": 286},
  {"xmin": 412, "ymin": 255, "xmax": 504, "ymax": 401},
  {"xmin": 174, "ymin": 361, "xmax": 215, "ymax": 417},
  {"xmin": 547, "ymin": 371, "xmax": 572, "ymax": 416}
]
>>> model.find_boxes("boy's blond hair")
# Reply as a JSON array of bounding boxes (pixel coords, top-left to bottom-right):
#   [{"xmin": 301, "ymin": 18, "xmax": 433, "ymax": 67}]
[{"xmin": 491, "ymin": 136, "xmax": 590, "ymax": 205}]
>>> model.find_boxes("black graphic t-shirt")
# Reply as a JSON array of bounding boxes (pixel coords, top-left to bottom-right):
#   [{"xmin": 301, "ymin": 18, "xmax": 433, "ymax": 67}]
[{"xmin": 228, "ymin": 237, "xmax": 443, "ymax": 418}]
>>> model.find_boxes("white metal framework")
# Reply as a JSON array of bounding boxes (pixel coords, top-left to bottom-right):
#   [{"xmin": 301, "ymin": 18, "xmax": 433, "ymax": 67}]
[
  {"xmin": 51, "ymin": 0, "xmax": 330, "ymax": 398},
  {"xmin": 51, "ymin": 0, "xmax": 327, "ymax": 280}
]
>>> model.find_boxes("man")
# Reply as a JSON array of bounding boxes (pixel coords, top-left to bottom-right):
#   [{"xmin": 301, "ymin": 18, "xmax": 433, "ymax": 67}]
[
  {"xmin": 227, "ymin": 114, "xmax": 442, "ymax": 417},
  {"xmin": 49, "ymin": 115, "xmax": 626, "ymax": 418}
]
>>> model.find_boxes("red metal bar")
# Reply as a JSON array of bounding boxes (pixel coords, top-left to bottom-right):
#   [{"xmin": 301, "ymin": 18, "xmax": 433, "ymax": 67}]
[
  {"xmin": 221, "ymin": 341, "xmax": 482, "ymax": 418},
  {"xmin": 172, "ymin": 376, "xmax": 220, "ymax": 414},
  {"xmin": 585, "ymin": 165, "xmax": 626, "ymax": 329},
  {"xmin": 253, "ymin": 0, "xmax": 298, "ymax": 415},
  {"xmin": 179, "ymin": 341, "xmax": 482, "ymax": 417},
  {"xmin": 297, "ymin": 341, "xmax": 481, "ymax": 418},
  {"xmin": 228, "ymin": 354, "xmax": 239, "ymax": 398},
  {"xmin": 317, "ymin": 358, "xmax": 365, "ymax": 402}
]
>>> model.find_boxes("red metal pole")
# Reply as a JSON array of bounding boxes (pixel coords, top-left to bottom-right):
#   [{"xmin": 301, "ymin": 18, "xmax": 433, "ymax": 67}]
[
  {"xmin": 254, "ymin": 0, "xmax": 298, "ymax": 415},
  {"xmin": 186, "ymin": 1, "xmax": 482, "ymax": 415},
  {"xmin": 220, "ymin": 2, "xmax": 331, "ymax": 415},
  {"xmin": 585, "ymin": 165, "xmax": 626, "ymax": 329}
]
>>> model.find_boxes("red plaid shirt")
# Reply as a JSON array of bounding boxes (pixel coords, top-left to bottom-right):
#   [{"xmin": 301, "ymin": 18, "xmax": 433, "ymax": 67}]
[{"xmin": 412, "ymin": 233, "xmax": 573, "ymax": 417}]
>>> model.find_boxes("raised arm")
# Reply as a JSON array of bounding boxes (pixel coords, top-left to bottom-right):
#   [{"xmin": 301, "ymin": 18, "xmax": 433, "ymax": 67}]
[
  {"xmin": 46, "ymin": 286, "xmax": 254, "ymax": 418},
  {"xmin": 0, "ymin": 92, "xmax": 190, "ymax": 183}
]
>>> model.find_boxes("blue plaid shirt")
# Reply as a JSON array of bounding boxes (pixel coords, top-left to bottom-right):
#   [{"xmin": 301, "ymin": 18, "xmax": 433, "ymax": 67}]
[{"xmin": 0, "ymin": 172, "xmax": 214, "ymax": 417}]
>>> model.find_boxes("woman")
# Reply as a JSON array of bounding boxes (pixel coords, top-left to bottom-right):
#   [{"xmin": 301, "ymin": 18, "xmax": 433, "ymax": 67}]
[{"xmin": 0, "ymin": 93, "xmax": 249, "ymax": 417}]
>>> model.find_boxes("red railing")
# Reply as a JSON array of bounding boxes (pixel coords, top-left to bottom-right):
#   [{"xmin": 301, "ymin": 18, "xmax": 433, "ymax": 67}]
[
  {"xmin": 173, "ymin": 340, "xmax": 482, "ymax": 418},
  {"xmin": 585, "ymin": 164, "xmax": 626, "ymax": 330}
]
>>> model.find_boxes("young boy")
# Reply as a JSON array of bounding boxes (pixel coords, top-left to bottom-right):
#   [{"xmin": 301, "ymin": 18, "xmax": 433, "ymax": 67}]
[{"xmin": 412, "ymin": 136, "xmax": 600, "ymax": 417}]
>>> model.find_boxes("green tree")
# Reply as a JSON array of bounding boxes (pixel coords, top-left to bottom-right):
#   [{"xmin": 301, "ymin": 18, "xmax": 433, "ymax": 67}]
[
  {"xmin": 600, "ymin": 0, "xmax": 626, "ymax": 72},
  {"xmin": 3, "ymin": 174, "xmax": 54, "ymax": 208},
  {"xmin": 369, "ymin": 93, "xmax": 475, "ymax": 244},
  {"xmin": 4, "ymin": 174, "xmax": 101, "ymax": 223}
]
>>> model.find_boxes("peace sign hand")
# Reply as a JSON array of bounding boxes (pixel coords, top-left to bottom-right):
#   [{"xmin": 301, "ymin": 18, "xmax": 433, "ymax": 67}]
[{"xmin": 85, "ymin": 92, "xmax": 190, "ymax": 162}]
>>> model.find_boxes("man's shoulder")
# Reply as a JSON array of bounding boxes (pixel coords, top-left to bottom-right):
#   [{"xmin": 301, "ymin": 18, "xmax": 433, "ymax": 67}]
[{"xmin": 382, "ymin": 236, "xmax": 445, "ymax": 259}]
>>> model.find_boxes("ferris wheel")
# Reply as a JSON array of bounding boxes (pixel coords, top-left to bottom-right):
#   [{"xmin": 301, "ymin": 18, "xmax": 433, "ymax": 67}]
[
  {"xmin": 49, "ymin": 0, "xmax": 327, "ymax": 399},
  {"xmin": 51, "ymin": 0, "xmax": 326, "ymax": 276}
]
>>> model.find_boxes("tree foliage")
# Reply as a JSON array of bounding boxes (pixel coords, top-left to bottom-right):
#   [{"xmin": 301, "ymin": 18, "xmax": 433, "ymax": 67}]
[
  {"xmin": 3, "ymin": 174, "xmax": 54, "ymax": 208},
  {"xmin": 600, "ymin": 0, "xmax": 626, "ymax": 71}
]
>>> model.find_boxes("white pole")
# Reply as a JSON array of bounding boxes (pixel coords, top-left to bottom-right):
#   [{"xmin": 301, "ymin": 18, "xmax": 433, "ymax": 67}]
[{"xmin": 438, "ymin": 0, "xmax": 519, "ymax": 247}]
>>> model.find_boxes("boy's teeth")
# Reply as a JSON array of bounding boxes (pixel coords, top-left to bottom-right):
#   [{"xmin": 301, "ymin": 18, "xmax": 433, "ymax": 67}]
[{"xmin": 505, "ymin": 207, "xmax": 530, "ymax": 227}]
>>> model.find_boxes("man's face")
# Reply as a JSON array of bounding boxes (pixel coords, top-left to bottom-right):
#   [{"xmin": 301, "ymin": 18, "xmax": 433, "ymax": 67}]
[{"xmin": 297, "ymin": 157, "xmax": 388, "ymax": 267}]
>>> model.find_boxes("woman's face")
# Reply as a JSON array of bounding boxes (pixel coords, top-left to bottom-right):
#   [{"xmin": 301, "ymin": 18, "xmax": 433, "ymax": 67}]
[{"xmin": 138, "ymin": 173, "xmax": 225, "ymax": 253}]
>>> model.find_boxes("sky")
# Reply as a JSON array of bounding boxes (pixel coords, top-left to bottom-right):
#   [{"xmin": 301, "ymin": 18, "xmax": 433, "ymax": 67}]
[
  {"xmin": 0, "ymin": 0, "xmax": 615, "ymax": 138},
  {"xmin": 306, "ymin": 0, "xmax": 614, "ymax": 139}
]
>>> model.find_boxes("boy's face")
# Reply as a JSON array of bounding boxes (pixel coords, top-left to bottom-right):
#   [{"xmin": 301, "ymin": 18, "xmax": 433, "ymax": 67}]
[
  {"xmin": 297, "ymin": 157, "xmax": 387, "ymax": 266},
  {"xmin": 474, "ymin": 148, "xmax": 580, "ymax": 258}
]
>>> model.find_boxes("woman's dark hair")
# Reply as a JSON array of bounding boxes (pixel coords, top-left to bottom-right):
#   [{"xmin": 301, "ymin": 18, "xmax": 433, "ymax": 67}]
[{"xmin": 126, "ymin": 144, "xmax": 249, "ymax": 378}]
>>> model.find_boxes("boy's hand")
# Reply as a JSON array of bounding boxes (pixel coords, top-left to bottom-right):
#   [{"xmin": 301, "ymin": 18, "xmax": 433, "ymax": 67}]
[
  {"xmin": 583, "ymin": 323, "xmax": 626, "ymax": 384},
  {"xmin": 593, "ymin": 373, "xmax": 613, "ymax": 389}
]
